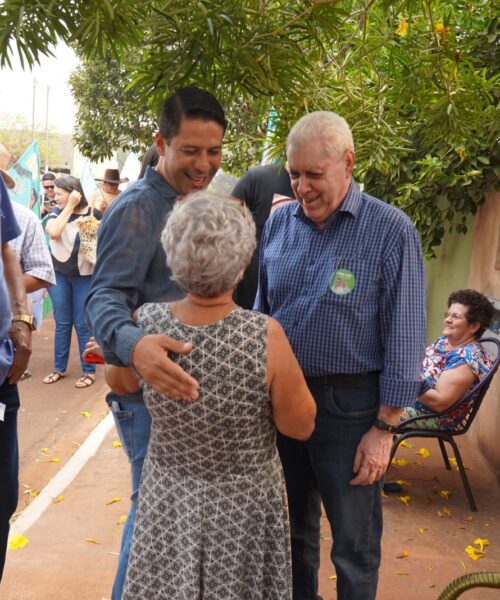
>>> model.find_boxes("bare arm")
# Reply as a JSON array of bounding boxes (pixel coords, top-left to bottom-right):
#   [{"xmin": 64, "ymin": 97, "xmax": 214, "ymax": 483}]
[
  {"xmin": 105, "ymin": 364, "xmax": 140, "ymax": 395},
  {"xmin": 3, "ymin": 243, "xmax": 32, "ymax": 383},
  {"xmin": 45, "ymin": 191, "xmax": 81, "ymax": 239},
  {"xmin": 267, "ymin": 317, "xmax": 316, "ymax": 440},
  {"xmin": 419, "ymin": 364, "xmax": 476, "ymax": 412},
  {"xmin": 23, "ymin": 274, "xmax": 50, "ymax": 293}
]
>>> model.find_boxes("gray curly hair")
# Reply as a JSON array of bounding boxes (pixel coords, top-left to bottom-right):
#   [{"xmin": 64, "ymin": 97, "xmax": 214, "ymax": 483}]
[{"xmin": 161, "ymin": 191, "xmax": 256, "ymax": 297}]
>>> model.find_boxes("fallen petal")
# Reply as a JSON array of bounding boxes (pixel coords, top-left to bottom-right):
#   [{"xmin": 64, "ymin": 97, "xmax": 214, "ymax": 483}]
[
  {"xmin": 8, "ymin": 534, "xmax": 29, "ymax": 550},
  {"xmin": 417, "ymin": 448, "xmax": 430, "ymax": 458},
  {"xmin": 105, "ymin": 496, "xmax": 121, "ymax": 505},
  {"xmin": 81, "ymin": 411, "xmax": 91, "ymax": 419}
]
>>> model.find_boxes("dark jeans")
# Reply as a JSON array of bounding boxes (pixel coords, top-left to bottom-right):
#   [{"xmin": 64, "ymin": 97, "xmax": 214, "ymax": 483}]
[
  {"xmin": 277, "ymin": 372, "xmax": 382, "ymax": 600},
  {"xmin": 106, "ymin": 392, "xmax": 152, "ymax": 600},
  {"xmin": 0, "ymin": 381, "xmax": 20, "ymax": 582}
]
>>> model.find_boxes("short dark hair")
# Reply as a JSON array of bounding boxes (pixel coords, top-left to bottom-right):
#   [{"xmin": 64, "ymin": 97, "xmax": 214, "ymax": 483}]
[
  {"xmin": 54, "ymin": 175, "xmax": 88, "ymax": 212},
  {"xmin": 42, "ymin": 172, "xmax": 56, "ymax": 182},
  {"xmin": 448, "ymin": 289, "xmax": 494, "ymax": 338},
  {"xmin": 159, "ymin": 87, "xmax": 227, "ymax": 143}
]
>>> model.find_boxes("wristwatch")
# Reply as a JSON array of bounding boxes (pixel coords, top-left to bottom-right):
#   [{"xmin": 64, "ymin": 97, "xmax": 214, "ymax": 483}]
[
  {"xmin": 373, "ymin": 418, "xmax": 398, "ymax": 434},
  {"xmin": 12, "ymin": 314, "xmax": 36, "ymax": 331}
]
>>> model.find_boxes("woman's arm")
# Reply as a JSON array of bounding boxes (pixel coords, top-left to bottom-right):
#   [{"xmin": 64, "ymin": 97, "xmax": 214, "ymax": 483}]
[
  {"xmin": 105, "ymin": 364, "xmax": 140, "ymax": 395},
  {"xmin": 267, "ymin": 317, "xmax": 316, "ymax": 440},
  {"xmin": 44, "ymin": 191, "xmax": 81, "ymax": 239},
  {"xmin": 419, "ymin": 364, "xmax": 476, "ymax": 412}
]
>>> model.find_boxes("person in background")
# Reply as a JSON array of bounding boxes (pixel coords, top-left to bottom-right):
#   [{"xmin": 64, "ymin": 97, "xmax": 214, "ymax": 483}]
[
  {"xmin": 43, "ymin": 175, "xmax": 100, "ymax": 388},
  {"xmin": 90, "ymin": 169, "xmax": 128, "ymax": 214},
  {"xmin": 400, "ymin": 289, "xmax": 493, "ymax": 428},
  {"xmin": 1, "ymin": 169, "xmax": 55, "ymax": 379},
  {"xmin": 102, "ymin": 192, "xmax": 316, "ymax": 599},
  {"xmin": 254, "ymin": 111, "xmax": 426, "ymax": 600},
  {"xmin": 138, "ymin": 144, "xmax": 159, "ymax": 179},
  {"xmin": 231, "ymin": 163, "xmax": 294, "ymax": 309},
  {"xmin": 86, "ymin": 87, "xmax": 226, "ymax": 600},
  {"xmin": 0, "ymin": 173, "xmax": 33, "ymax": 582},
  {"xmin": 40, "ymin": 172, "xmax": 57, "ymax": 217}
]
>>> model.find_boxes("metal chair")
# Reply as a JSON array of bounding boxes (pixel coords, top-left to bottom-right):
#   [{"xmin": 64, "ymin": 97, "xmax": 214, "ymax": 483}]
[{"xmin": 389, "ymin": 338, "xmax": 500, "ymax": 512}]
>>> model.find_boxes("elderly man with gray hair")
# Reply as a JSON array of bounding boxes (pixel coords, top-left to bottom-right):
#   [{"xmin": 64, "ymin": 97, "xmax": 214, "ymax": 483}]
[
  {"xmin": 103, "ymin": 191, "xmax": 316, "ymax": 599},
  {"xmin": 254, "ymin": 111, "xmax": 427, "ymax": 599}
]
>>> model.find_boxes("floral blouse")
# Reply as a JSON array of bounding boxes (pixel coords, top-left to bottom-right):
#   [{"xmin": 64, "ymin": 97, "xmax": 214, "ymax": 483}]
[{"xmin": 400, "ymin": 336, "xmax": 492, "ymax": 430}]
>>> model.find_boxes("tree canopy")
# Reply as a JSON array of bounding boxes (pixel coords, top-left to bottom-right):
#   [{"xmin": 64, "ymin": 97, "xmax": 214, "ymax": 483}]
[{"xmin": 1, "ymin": 0, "xmax": 498, "ymax": 255}]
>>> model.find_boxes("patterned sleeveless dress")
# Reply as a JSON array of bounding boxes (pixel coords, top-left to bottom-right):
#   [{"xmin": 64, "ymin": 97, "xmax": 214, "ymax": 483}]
[{"xmin": 122, "ymin": 304, "xmax": 292, "ymax": 600}]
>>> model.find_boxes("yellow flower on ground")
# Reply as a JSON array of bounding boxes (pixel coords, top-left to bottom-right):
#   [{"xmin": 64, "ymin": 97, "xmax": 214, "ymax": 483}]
[
  {"xmin": 397, "ymin": 550, "xmax": 409, "ymax": 559},
  {"xmin": 112, "ymin": 441, "xmax": 122, "ymax": 448},
  {"xmin": 392, "ymin": 458, "xmax": 410, "ymax": 467},
  {"xmin": 329, "ymin": 575, "xmax": 337, "ymax": 580},
  {"xmin": 105, "ymin": 496, "xmax": 122, "ymax": 505},
  {"xmin": 116, "ymin": 515, "xmax": 127, "ymax": 525},
  {"xmin": 418, "ymin": 527, "xmax": 428, "ymax": 534},
  {"xmin": 416, "ymin": 448, "xmax": 430, "ymax": 458},
  {"xmin": 439, "ymin": 490, "xmax": 451, "ymax": 499},
  {"xmin": 396, "ymin": 20, "xmax": 409, "ymax": 37},
  {"xmin": 400, "ymin": 441, "xmax": 413, "ymax": 448},
  {"xmin": 465, "ymin": 545, "xmax": 484, "ymax": 560},
  {"xmin": 53, "ymin": 495, "xmax": 64, "ymax": 503},
  {"xmin": 85, "ymin": 538, "xmax": 100, "ymax": 544},
  {"xmin": 8, "ymin": 534, "xmax": 29, "ymax": 550},
  {"xmin": 473, "ymin": 538, "xmax": 489, "ymax": 552},
  {"xmin": 396, "ymin": 480, "xmax": 410, "ymax": 487},
  {"xmin": 398, "ymin": 495, "xmax": 411, "ymax": 506},
  {"xmin": 81, "ymin": 411, "xmax": 91, "ymax": 419}
]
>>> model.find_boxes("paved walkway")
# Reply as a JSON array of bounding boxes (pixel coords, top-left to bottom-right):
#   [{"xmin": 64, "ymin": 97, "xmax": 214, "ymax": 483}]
[{"xmin": 2, "ymin": 317, "xmax": 500, "ymax": 599}]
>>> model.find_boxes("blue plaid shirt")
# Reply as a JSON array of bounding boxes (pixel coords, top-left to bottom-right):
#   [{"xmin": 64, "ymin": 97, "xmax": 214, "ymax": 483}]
[{"xmin": 254, "ymin": 180, "xmax": 426, "ymax": 408}]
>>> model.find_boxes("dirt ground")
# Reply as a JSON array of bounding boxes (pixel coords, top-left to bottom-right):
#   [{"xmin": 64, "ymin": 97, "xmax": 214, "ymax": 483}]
[{"xmin": 2, "ymin": 316, "xmax": 500, "ymax": 599}]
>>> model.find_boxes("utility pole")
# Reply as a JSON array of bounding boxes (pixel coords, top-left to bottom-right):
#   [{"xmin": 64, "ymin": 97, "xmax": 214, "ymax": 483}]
[
  {"xmin": 45, "ymin": 86, "xmax": 50, "ymax": 170},
  {"xmin": 31, "ymin": 78, "xmax": 37, "ymax": 140}
]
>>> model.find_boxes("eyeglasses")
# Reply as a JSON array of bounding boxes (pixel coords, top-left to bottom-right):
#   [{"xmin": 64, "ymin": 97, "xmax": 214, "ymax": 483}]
[
  {"xmin": 444, "ymin": 312, "xmax": 466, "ymax": 321},
  {"xmin": 43, "ymin": 185, "xmax": 55, "ymax": 190}
]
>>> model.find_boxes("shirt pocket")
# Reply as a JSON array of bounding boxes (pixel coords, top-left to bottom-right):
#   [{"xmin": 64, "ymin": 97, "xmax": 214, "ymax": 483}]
[{"xmin": 320, "ymin": 256, "xmax": 380, "ymax": 307}]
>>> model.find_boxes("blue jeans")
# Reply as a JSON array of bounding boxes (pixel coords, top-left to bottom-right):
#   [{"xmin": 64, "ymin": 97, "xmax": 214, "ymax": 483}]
[
  {"xmin": 48, "ymin": 272, "xmax": 95, "ymax": 375},
  {"xmin": 277, "ymin": 372, "xmax": 382, "ymax": 600},
  {"xmin": 106, "ymin": 391, "xmax": 151, "ymax": 600},
  {"xmin": 0, "ymin": 381, "xmax": 20, "ymax": 582}
]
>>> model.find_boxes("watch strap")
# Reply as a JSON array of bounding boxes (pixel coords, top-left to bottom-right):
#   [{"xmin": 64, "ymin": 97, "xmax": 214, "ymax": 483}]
[{"xmin": 373, "ymin": 418, "xmax": 398, "ymax": 434}]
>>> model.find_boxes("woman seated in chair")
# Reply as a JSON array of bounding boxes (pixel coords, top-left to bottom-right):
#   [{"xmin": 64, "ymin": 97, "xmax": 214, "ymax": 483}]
[{"xmin": 400, "ymin": 289, "xmax": 493, "ymax": 430}]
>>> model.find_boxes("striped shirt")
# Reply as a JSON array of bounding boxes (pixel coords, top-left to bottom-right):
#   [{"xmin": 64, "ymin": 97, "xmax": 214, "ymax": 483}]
[{"xmin": 254, "ymin": 180, "xmax": 427, "ymax": 408}]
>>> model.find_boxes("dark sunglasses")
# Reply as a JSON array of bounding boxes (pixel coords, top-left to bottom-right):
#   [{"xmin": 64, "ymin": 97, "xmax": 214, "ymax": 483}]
[{"xmin": 43, "ymin": 185, "xmax": 55, "ymax": 190}]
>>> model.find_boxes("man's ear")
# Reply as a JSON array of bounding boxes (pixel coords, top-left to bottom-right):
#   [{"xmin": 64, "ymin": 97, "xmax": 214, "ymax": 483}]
[
  {"xmin": 155, "ymin": 131, "xmax": 166, "ymax": 156},
  {"xmin": 344, "ymin": 150, "xmax": 355, "ymax": 177}
]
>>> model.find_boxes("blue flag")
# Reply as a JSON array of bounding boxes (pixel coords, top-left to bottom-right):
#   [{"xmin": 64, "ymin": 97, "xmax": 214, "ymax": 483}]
[{"xmin": 8, "ymin": 141, "xmax": 41, "ymax": 216}]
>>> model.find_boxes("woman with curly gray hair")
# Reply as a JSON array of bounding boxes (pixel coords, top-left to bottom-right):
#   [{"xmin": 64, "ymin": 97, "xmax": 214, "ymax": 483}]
[{"xmin": 105, "ymin": 191, "xmax": 316, "ymax": 600}]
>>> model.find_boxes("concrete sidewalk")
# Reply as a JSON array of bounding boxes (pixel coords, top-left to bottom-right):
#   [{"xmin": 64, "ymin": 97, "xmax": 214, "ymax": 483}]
[{"xmin": 2, "ymin": 317, "xmax": 500, "ymax": 599}]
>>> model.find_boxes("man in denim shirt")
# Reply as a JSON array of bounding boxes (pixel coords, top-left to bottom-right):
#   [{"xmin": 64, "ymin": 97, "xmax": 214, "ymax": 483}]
[{"xmin": 86, "ymin": 87, "xmax": 226, "ymax": 599}]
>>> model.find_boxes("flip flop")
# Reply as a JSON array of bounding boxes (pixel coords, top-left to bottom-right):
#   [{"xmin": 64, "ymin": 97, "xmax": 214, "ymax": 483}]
[
  {"xmin": 43, "ymin": 371, "xmax": 66, "ymax": 384},
  {"xmin": 75, "ymin": 374, "xmax": 95, "ymax": 388}
]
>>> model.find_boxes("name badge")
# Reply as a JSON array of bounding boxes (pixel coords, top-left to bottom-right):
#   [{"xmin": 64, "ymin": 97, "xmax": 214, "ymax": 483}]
[{"xmin": 329, "ymin": 268, "xmax": 355, "ymax": 295}]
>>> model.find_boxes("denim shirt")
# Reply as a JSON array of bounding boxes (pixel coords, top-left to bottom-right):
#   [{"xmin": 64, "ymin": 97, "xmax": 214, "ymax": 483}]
[
  {"xmin": 254, "ymin": 180, "xmax": 427, "ymax": 408},
  {"xmin": 85, "ymin": 167, "xmax": 184, "ymax": 367}
]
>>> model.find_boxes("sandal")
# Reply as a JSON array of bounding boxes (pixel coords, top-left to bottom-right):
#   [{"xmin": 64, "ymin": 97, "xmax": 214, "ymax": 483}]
[
  {"xmin": 75, "ymin": 374, "xmax": 95, "ymax": 388},
  {"xmin": 43, "ymin": 371, "xmax": 66, "ymax": 384}
]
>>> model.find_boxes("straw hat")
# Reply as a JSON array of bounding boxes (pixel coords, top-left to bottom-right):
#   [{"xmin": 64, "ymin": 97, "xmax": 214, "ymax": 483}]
[{"xmin": 95, "ymin": 168, "xmax": 128, "ymax": 184}]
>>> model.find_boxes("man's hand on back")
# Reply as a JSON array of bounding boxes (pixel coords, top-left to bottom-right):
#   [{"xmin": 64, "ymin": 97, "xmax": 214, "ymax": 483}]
[{"xmin": 132, "ymin": 334, "xmax": 199, "ymax": 400}]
